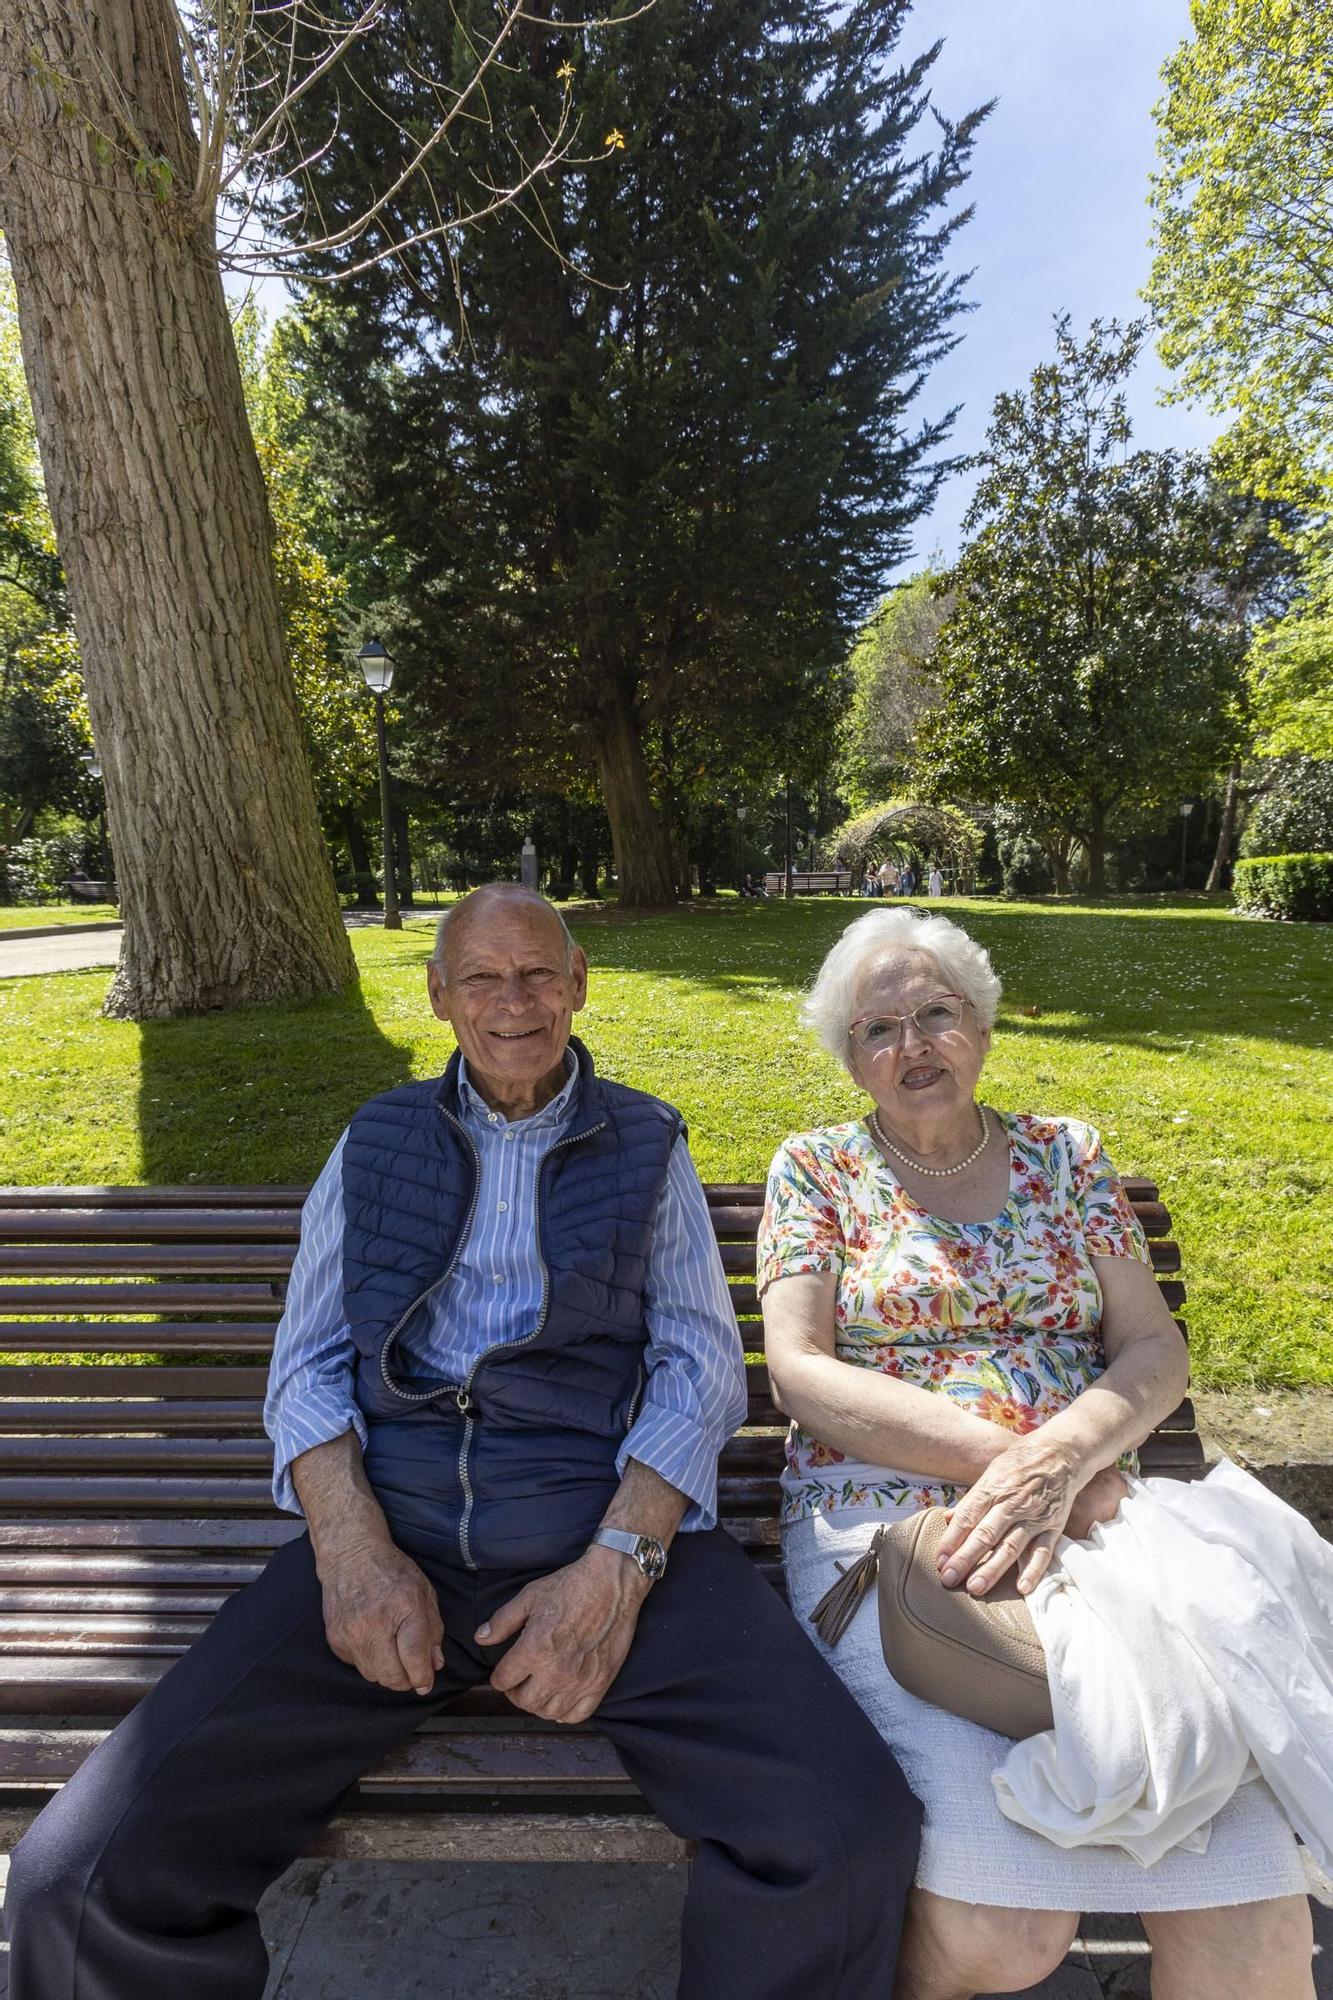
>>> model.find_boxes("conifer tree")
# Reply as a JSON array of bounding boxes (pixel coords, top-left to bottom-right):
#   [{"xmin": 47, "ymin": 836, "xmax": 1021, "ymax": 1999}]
[{"xmin": 272, "ymin": 2, "xmax": 985, "ymax": 901}]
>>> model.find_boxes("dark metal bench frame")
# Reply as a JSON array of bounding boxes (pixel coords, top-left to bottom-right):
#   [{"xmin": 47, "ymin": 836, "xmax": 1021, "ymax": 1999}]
[{"xmin": 0, "ymin": 1182, "xmax": 1200, "ymax": 1861}]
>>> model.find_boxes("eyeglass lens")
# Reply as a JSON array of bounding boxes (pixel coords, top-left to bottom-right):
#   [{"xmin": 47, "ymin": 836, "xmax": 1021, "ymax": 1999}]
[{"xmin": 854, "ymin": 997, "xmax": 964, "ymax": 1049}]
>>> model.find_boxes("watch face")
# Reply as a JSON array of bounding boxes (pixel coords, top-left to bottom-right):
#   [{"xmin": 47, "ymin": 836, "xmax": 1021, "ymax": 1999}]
[{"xmin": 636, "ymin": 1537, "xmax": 668, "ymax": 1581}]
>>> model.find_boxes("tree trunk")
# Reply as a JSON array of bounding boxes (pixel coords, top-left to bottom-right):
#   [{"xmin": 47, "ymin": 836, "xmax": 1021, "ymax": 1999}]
[
  {"xmin": 340, "ymin": 805, "xmax": 379, "ymax": 907},
  {"xmin": 0, "ymin": 0, "xmax": 355, "ymax": 1018},
  {"xmin": 594, "ymin": 682, "xmax": 677, "ymax": 906},
  {"xmin": 1205, "ymin": 761, "xmax": 1241, "ymax": 892},
  {"xmin": 580, "ymin": 849, "xmax": 601, "ymax": 898}
]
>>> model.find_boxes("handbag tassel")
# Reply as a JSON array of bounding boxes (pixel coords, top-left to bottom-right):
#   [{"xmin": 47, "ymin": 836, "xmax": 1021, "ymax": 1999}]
[{"xmin": 809, "ymin": 1527, "xmax": 887, "ymax": 1648}]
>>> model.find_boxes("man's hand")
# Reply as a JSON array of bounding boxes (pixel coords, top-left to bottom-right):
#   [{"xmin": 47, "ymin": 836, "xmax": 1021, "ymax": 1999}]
[
  {"xmin": 1063, "ymin": 1466, "xmax": 1131, "ymax": 1543},
  {"xmin": 477, "ymin": 1544, "xmax": 650, "ymax": 1723},
  {"xmin": 317, "ymin": 1536, "xmax": 445, "ymax": 1696}
]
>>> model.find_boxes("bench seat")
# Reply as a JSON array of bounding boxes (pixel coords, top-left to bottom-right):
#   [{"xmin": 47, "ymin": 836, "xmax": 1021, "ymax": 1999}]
[{"xmin": 0, "ymin": 1180, "xmax": 1201, "ymax": 1858}]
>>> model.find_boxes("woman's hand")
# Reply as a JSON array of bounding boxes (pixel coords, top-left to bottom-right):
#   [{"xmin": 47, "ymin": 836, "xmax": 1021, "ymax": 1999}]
[
  {"xmin": 1063, "ymin": 1466, "xmax": 1130, "ymax": 1542},
  {"xmin": 935, "ymin": 1438, "xmax": 1088, "ymax": 1598}
]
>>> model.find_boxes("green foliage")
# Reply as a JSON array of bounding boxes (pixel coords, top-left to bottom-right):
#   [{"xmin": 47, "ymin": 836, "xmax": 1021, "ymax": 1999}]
[
  {"xmin": 233, "ymin": 304, "xmax": 378, "ymax": 818},
  {"xmin": 822, "ymin": 798, "xmax": 982, "ymax": 876},
  {"xmin": 1233, "ymin": 851, "xmax": 1333, "ymax": 921},
  {"xmin": 916, "ymin": 319, "xmax": 1249, "ymax": 893},
  {"xmin": 838, "ymin": 572, "xmax": 948, "ymax": 809},
  {"xmin": 260, "ymin": 2, "xmax": 988, "ymax": 888},
  {"xmin": 1240, "ymin": 756, "xmax": 1333, "ymax": 856},
  {"xmin": 1249, "ymin": 523, "xmax": 1333, "ymax": 757},
  {"xmin": 1147, "ymin": 0, "xmax": 1333, "ymax": 460}
]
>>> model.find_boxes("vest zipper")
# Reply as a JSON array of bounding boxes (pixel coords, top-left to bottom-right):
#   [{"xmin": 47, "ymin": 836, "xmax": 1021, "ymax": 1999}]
[
  {"xmin": 375, "ymin": 1109, "xmax": 482, "ymax": 1407},
  {"xmin": 456, "ymin": 1116, "xmax": 608, "ymax": 1570}
]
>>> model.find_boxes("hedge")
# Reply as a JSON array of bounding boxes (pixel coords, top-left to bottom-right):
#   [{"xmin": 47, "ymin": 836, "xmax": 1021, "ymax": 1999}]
[{"xmin": 1232, "ymin": 852, "xmax": 1333, "ymax": 922}]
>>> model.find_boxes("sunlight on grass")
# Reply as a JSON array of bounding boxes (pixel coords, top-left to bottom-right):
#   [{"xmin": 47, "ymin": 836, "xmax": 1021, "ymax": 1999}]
[{"xmin": 1, "ymin": 896, "xmax": 1329, "ymax": 1389}]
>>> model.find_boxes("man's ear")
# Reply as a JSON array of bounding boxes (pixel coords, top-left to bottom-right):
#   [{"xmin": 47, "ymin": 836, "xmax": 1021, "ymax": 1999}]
[
  {"xmin": 426, "ymin": 959, "xmax": 451, "ymax": 1023},
  {"xmin": 571, "ymin": 946, "xmax": 589, "ymax": 1013}
]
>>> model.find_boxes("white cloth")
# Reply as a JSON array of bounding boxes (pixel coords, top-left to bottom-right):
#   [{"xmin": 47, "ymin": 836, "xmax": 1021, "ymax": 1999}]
[
  {"xmin": 784, "ymin": 1506, "xmax": 1307, "ymax": 1911},
  {"xmin": 995, "ymin": 1459, "xmax": 1333, "ymax": 1869}
]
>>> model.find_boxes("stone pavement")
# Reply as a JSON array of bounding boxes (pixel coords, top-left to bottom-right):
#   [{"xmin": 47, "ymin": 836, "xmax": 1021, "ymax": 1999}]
[
  {"xmin": 0, "ymin": 1851, "xmax": 1324, "ymax": 1998},
  {"xmin": 0, "ymin": 909, "xmax": 448, "ymax": 979}
]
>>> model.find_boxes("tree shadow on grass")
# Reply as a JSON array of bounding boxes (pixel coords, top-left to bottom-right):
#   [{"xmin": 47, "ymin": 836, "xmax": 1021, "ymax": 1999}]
[
  {"xmin": 136, "ymin": 978, "xmax": 419, "ymax": 1187},
  {"xmin": 569, "ymin": 899, "xmax": 1333, "ymax": 1058}
]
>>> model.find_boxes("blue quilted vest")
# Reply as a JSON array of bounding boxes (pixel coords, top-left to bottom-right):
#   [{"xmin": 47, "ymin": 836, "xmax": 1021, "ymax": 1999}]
[{"xmin": 339, "ymin": 1038, "xmax": 684, "ymax": 1568}]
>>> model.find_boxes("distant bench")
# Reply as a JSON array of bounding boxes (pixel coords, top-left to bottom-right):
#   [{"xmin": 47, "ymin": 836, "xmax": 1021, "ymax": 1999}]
[
  {"xmin": 60, "ymin": 878, "xmax": 114, "ymax": 906},
  {"xmin": 0, "ymin": 1180, "xmax": 1200, "ymax": 1862},
  {"xmin": 762, "ymin": 870, "xmax": 856, "ymax": 896}
]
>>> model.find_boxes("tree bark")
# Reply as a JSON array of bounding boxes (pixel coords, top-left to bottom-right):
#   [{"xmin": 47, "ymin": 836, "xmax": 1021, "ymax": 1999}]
[
  {"xmin": 593, "ymin": 681, "xmax": 677, "ymax": 906},
  {"xmin": 0, "ymin": 0, "xmax": 355, "ymax": 1017},
  {"xmin": 1205, "ymin": 761, "xmax": 1241, "ymax": 892},
  {"xmin": 579, "ymin": 849, "xmax": 601, "ymax": 898},
  {"xmin": 1086, "ymin": 804, "xmax": 1107, "ymax": 897}
]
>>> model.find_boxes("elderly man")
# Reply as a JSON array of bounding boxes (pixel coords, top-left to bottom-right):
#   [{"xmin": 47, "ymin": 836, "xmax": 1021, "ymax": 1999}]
[{"xmin": 5, "ymin": 885, "xmax": 921, "ymax": 2000}]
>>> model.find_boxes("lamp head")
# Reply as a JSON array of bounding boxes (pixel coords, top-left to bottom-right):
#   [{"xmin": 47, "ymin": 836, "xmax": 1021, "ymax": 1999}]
[{"xmin": 357, "ymin": 637, "xmax": 394, "ymax": 695}]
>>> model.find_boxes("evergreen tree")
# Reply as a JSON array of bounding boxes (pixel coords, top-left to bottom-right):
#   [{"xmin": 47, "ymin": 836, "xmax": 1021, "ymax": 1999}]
[{"xmin": 266, "ymin": 2, "xmax": 986, "ymax": 902}]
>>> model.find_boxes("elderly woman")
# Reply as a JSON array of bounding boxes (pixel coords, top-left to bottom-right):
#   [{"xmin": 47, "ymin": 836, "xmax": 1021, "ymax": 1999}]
[{"xmin": 759, "ymin": 907, "xmax": 1312, "ymax": 2000}]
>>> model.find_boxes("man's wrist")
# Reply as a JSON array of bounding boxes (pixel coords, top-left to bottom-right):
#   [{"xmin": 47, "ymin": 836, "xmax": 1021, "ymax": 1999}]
[{"xmin": 588, "ymin": 1527, "xmax": 668, "ymax": 1586}]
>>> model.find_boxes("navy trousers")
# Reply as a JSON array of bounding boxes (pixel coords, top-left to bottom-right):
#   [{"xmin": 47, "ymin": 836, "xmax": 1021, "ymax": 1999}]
[{"xmin": 4, "ymin": 1525, "xmax": 921, "ymax": 1999}]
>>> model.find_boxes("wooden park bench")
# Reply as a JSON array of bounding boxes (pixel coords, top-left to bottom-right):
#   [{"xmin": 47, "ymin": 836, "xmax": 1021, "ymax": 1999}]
[
  {"xmin": 762, "ymin": 869, "xmax": 857, "ymax": 896},
  {"xmin": 0, "ymin": 1179, "xmax": 1200, "ymax": 1863}
]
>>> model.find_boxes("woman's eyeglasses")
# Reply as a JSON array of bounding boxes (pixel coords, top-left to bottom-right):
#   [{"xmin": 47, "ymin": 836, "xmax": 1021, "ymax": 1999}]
[{"xmin": 847, "ymin": 994, "xmax": 967, "ymax": 1052}]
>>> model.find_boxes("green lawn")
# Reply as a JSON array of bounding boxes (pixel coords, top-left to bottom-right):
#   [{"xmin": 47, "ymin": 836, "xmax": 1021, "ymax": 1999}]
[
  {"xmin": 1, "ymin": 895, "xmax": 1329, "ymax": 1390},
  {"xmin": 0, "ymin": 903, "xmax": 120, "ymax": 930}
]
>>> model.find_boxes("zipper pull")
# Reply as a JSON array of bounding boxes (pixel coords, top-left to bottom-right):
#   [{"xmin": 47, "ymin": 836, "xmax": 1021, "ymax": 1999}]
[{"xmin": 454, "ymin": 1388, "xmax": 472, "ymax": 1415}]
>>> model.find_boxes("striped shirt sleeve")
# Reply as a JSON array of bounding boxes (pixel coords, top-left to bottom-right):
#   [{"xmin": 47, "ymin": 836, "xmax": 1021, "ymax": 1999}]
[
  {"xmin": 618, "ymin": 1137, "xmax": 749, "ymax": 1531},
  {"xmin": 263, "ymin": 1129, "xmax": 367, "ymax": 1515}
]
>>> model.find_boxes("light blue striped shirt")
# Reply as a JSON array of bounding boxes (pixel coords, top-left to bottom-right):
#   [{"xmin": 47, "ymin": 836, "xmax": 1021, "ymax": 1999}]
[{"xmin": 263, "ymin": 1052, "xmax": 748, "ymax": 1531}]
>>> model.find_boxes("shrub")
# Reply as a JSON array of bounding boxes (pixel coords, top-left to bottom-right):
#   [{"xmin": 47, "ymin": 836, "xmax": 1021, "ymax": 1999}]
[
  {"xmin": 1232, "ymin": 852, "xmax": 1333, "ymax": 921},
  {"xmin": 1240, "ymin": 757, "xmax": 1333, "ymax": 859}
]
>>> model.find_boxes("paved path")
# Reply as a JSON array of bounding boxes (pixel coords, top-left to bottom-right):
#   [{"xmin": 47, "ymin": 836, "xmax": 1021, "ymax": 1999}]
[
  {"xmin": 0, "ymin": 911, "xmax": 447, "ymax": 980},
  {"xmin": 1, "ymin": 1852, "xmax": 1325, "ymax": 1997}
]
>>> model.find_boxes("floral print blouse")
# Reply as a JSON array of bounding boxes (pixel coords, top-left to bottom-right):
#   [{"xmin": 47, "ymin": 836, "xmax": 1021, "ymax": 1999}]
[{"xmin": 756, "ymin": 1112, "xmax": 1152, "ymax": 1525}]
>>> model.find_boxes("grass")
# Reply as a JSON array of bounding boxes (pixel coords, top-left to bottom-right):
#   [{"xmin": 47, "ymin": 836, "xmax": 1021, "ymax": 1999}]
[
  {"xmin": 0, "ymin": 903, "xmax": 119, "ymax": 930},
  {"xmin": 1, "ymin": 894, "xmax": 1330, "ymax": 1390}
]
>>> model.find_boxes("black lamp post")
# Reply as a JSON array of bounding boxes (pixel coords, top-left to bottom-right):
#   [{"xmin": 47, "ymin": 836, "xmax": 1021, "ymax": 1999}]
[
  {"xmin": 357, "ymin": 638, "xmax": 401, "ymax": 931},
  {"xmin": 1179, "ymin": 800, "xmax": 1195, "ymax": 893},
  {"xmin": 735, "ymin": 805, "xmax": 748, "ymax": 888},
  {"xmin": 80, "ymin": 749, "xmax": 110, "ymax": 886}
]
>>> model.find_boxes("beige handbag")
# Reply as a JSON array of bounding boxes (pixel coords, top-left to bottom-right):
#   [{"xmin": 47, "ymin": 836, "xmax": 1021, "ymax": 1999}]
[{"xmin": 809, "ymin": 1506, "xmax": 1054, "ymax": 1740}]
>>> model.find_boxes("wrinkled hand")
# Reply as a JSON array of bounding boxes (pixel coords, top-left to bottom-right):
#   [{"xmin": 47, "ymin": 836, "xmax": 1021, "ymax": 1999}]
[
  {"xmin": 936, "ymin": 1439, "xmax": 1087, "ymax": 1599},
  {"xmin": 317, "ymin": 1537, "xmax": 445, "ymax": 1696},
  {"xmin": 479, "ymin": 1546, "xmax": 649, "ymax": 1724},
  {"xmin": 1063, "ymin": 1466, "xmax": 1131, "ymax": 1543}
]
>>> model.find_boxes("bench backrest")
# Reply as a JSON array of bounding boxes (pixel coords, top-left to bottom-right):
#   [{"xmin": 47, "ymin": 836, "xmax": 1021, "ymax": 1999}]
[{"xmin": 0, "ymin": 1181, "xmax": 1200, "ymax": 1715}]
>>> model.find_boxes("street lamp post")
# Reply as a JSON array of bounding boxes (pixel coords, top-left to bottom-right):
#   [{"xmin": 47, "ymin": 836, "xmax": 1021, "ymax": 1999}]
[
  {"xmin": 80, "ymin": 750, "xmax": 110, "ymax": 886},
  {"xmin": 783, "ymin": 775, "xmax": 794, "ymax": 900},
  {"xmin": 357, "ymin": 638, "xmax": 401, "ymax": 931},
  {"xmin": 735, "ymin": 805, "xmax": 748, "ymax": 889},
  {"xmin": 1179, "ymin": 800, "xmax": 1195, "ymax": 893}
]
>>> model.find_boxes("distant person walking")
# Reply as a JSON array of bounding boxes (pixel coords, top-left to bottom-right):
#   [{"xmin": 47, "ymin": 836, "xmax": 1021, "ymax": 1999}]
[
  {"xmin": 878, "ymin": 859, "xmax": 899, "ymax": 896},
  {"xmin": 899, "ymin": 863, "xmax": 916, "ymax": 898},
  {"xmin": 928, "ymin": 865, "xmax": 944, "ymax": 898}
]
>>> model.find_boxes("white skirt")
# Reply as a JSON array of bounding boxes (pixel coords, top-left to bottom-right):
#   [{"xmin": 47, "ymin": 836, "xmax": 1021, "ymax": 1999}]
[{"xmin": 785, "ymin": 1509, "xmax": 1309, "ymax": 1912}]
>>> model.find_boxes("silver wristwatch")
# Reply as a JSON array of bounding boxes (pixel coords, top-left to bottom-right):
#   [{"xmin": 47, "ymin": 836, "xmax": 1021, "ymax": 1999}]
[{"xmin": 592, "ymin": 1527, "xmax": 668, "ymax": 1583}]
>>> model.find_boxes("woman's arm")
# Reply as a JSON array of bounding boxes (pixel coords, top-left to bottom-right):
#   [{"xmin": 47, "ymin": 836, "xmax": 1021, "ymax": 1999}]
[
  {"xmin": 762, "ymin": 1271, "xmax": 1017, "ymax": 1487},
  {"xmin": 935, "ymin": 1254, "xmax": 1190, "ymax": 1597}
]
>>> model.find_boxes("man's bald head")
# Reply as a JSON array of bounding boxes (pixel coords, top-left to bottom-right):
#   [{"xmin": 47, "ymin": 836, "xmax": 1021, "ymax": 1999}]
[{"xmin": 431, "ymin": 884, "xmax": 575, "ymax": 978}]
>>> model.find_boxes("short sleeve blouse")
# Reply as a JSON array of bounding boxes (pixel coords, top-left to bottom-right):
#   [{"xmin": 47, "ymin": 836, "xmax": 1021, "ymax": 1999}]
[{"xmin": 757, "ymin": 1110, "xmax": 1151, "ymax": 1524}]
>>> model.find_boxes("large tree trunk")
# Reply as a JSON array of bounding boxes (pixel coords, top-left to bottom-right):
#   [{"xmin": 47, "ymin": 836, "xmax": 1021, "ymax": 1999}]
[
  {"xmin": 1205, "ymin": 761, "xmax": 1241, "ymax": 892},
  {"xmin": 1086, "ymin": 805, "xmax": 1108, "ymax": 897},
  {"xmin": 594, "ymin": 682, "xmax": 677, "ymax": 906},
  {"xmin": 0, "ymin": 0, "xmax": 355, "ymax": 1017}
]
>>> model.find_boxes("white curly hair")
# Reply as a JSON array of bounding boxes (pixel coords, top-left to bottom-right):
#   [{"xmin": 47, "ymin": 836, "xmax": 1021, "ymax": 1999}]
[{"xmin": 802, "ymin": 905, "xmax": 1003, "ymax": 1069}]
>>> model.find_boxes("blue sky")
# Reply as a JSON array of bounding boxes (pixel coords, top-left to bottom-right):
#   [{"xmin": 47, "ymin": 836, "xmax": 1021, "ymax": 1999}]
[{"xmin": 897, "ymin": 0, "xmax": 1220, "ymax": 572}]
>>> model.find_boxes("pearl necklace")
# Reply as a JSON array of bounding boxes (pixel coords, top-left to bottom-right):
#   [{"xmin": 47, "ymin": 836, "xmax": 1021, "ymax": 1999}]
[{"xmin": 868, "ymin": 1106, "xmax": 990, "ymax": 1178}]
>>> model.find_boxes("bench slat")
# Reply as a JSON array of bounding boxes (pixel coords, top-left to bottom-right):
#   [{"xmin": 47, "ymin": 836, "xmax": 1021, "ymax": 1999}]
[
  {"xmin": 0, "ymin": 1188, "xmax": 308, "ymax": 1210},
  {"xmin": 0, "ymin": 1210, "xmax": 303, "ymax": 1243},
  {"xmin": 0, "ymin": 1284, "xmax": 284, "ymax": 1316},
  {"xmin": 0, "ymin": 1246, "xmax": 295, "ymax": 1277}
]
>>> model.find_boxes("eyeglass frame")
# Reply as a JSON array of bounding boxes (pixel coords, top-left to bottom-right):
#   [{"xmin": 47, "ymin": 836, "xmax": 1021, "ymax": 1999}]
[{"xmin": 845, "ymin": 991, "xmax": 973, "ymax": 1053}]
